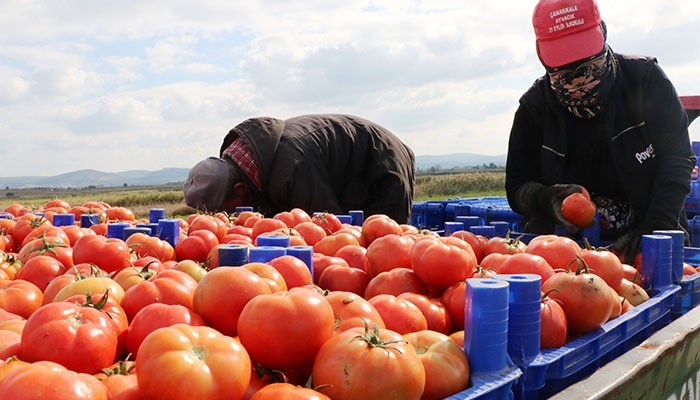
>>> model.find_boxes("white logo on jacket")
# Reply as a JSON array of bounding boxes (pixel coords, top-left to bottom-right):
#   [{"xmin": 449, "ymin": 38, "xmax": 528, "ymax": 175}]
[{"xmin": 635, "ymin": 144, "xmax": 655, "ymax": 164}]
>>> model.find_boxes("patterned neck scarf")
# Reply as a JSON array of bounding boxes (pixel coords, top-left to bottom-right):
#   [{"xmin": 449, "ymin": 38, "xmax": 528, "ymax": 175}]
[
  {"xmin": 222, "ymin": 138, "xmax": 262, "ymax": 191},
  {"xmin": 546, "ymin": 46, "xmax": 618, "ymax": 119}
]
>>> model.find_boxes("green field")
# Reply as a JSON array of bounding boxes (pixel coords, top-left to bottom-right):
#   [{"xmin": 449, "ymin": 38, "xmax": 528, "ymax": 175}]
[{"xmin": 0, "ymin": 171, "xmax": 506, "ymax": 219}]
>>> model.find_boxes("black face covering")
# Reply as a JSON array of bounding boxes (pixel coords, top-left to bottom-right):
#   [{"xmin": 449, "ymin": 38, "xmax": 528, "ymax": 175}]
[{"xmin": 546, "ymin": 45, "xmax": 618, "ymax": 119}]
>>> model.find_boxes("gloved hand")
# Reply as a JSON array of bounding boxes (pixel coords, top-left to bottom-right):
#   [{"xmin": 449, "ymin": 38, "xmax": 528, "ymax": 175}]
[
  {"xmin": 536, "ymin": 184, "xmax": 585, "ymax": 234},
  {"xmin": 613, "ymin": 225, "xmax": 653, "ymax": 265}
]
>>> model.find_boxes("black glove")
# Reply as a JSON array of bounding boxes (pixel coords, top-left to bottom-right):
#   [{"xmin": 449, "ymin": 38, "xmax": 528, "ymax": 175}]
[
  {"xmin": 536, "ymin": 184, "xmax": 585, "ymax": 234},
  {"xmin": 613, "ymin": 225, "xmax": 652, "ymax": 264}
]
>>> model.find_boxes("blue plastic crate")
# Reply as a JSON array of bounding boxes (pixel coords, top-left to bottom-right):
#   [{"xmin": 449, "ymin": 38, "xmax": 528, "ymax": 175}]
[
  {"xmin": 514, "ymin": 285, "xmax": 680, "ymax": 400},
  {"xmin": 444, "ymin": 364, "xmax": 522, "ymax": 400}
]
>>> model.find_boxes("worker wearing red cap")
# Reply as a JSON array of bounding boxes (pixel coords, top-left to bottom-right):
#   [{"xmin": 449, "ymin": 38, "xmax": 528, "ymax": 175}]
[{"xmin": 505, "ymin": 0, "xmax": 695, "ymax": 262}]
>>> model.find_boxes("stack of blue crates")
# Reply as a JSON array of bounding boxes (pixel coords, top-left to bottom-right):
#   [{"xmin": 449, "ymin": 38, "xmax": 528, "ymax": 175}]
[{"xmin": 410, "ymin": 196, "xmax": 523, "ymax": 233}]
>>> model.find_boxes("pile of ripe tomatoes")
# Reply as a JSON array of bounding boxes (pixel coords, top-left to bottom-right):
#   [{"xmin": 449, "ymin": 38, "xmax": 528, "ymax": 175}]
[{"xmin": 0, "ymin": 199, "xmax": 697, "ymax": 400}]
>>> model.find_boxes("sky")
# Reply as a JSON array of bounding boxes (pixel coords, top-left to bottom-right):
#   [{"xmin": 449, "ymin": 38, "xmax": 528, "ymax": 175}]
[{"xmin": 1, "ymin": 0, "xmax": 699, "ymax": 177}]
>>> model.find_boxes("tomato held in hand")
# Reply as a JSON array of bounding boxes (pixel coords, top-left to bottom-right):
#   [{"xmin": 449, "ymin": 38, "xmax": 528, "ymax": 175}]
[{"xmin": 561, "ymin": 192, "xmax": 596, "ymax": 228}]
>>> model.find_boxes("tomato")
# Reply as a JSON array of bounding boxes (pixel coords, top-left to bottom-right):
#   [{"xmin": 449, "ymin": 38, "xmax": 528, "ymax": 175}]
[
  {"xmin": 60, "ymin": 224, "xmax": 93, "ymax": 246},
  {"xmin": 313, "ymin": 232, "xmax": 359, "ymax": 256},
  {"xmin": 312, "ymin": 325, "xmax": 425, "ymax": 400},
  {"xmin": 0, "ymin": 361, "xmax": 108, "ymax": 400},
  {"xmin": 615, "ymin": 278, "xmax": 649, "ymax": 306},
  {"xmin": 274, "ymin": 208, "xmax": 312, "ymax": 228},
  {"xmin": 171, "ymin": 259, "xmax": 208, "ymax": 282},
  {"xmin": 540, "ymin": 294, "xmax": 567, "ymax": 349},
  {"xmin": 188, "ymin": 215, "xmax": 228, "ymax": 241},
  {"xmin": 311, "ymin": 254, "xmax": 349, "ymax": 283},
  {"xmin": 126, "ymin": 303, "xmax": 206, "ymax": 356},
  {"xmin": 238, "ymin": 287, "xmax": 335, "ymax": 369},
  {"xmin": 450, "ymin": 230, "xmax": 486, "ymax": 263},
  {"xmin": 311, "ymin": 212, "xmax": 343, "ymax": 235},
  {"xmin": 98, "ymin": 359, "xmax": 140, "ymax": 400},
  {"xmin": 318, "ymin": 264, "xmax": 369, "ymax": 296},
  {"xmin": 526, "ymin": 234, "xmax": 582, "ymax": 271},
  {"xmin": 17, "ymin": 236, "xmax": 74, "ymax": 268},
  {"xmin": 441, "ymin": 281, "xmax": 467, "ymax": 332},
  {"xmin": 127, "ymin": 232, "xmax": 176, "ymax": 262},
  {"xmin": 410, "ymin": 236, "xmax": 477, "ymax": 291},
  {"xmin": 250, "ymin": 382, "xmax": 330, "ymax": 400},
  {"xmin": 293, "ymin": 222, "xmax": 327, "ymax": 246},
  {"xmin": 404, "ymin": 330, "xmax": 470, "ymax": 400},
  {"xmin": 334, "ymin": 244, "xmax": 367, "ymax": 271},
  {"xmin": 112, "ymin": 264, "xmax": 159, "ymax": 292},
  {"xmin": 0, "ymin": 319, "xmax": 24, "ymax": 359},
  {"xmin": 52, "ymin": 275, "xmax": 126, "ymax": 304},
  {"xmin": 683, "ymin": 263, "xmax": 697, "ymax": 275},
  {"xmin": 14, "ymin": 255, "xmax": 67, "ymax": 291},
  {"xmin": 21, "ymin": 224, "xmax": 70, "ymax": 248},
  {"xmin": 120, "ymin": 269, "xmax": 199, "ymax": 320},
  {"xmin": 72, "ymin": 235, "xmax": 131, "ymax": 273},
  {"xmin": 0, "ymin": 279, "xmax": 43, "ymax": 319},
  {"xmin": 581, "ymin": 247, "xmax": 624, "ymax": 291},
  {"xmin": 193, "ymin": 267, "xmax": 272, "ymax": 336},
  {"xmin": 483, "ymin": 233, "xmax": 527, "ymax": 256},
  {"xmin": 561, "ymin": 192, "xmax": 596, "ymax": 228},
  {"xmin": 136, "ymin": 324, "xmax": 251, "ymax": 400},
  {"xmin": 361, "ymin": 214, "xmax": 403, "ymax": 246},
  {"xmin": 542, "ymin": 266, "xmax": 614, "ymax": 335},
  {"xmin": 20, "ymin": 302, "xmax": 118, "ymax": 374},
  {"xmin": 621, "ymin": 263, "xmax": 643, "ymax": 285},
  {"xmin": 41, "ymin": 263, "xmax": 106, "ymax": 305},
  {"xmin": 365, "ymin": 234, "xmax": 413, "ymax": 278},
  {"xmin": 44, "ymin": 199, "xmax": 71, "ymax": 210},
  {"xmin": 242, "ymin": 262, "xmax": 288, "ymax": 293},
  {"xmin": 368, "ymin": 294, "xmax": 428, "ymax": 335},
  {"xmin": 497, "ymin": 253, "xmax": 556, "ymax": 283},
  {"xmin": 364, "ymin": 268, "xmax": 429, "ymax": 299},
  {"xmin": 323, "ymin": 291, "xmax": 385, "ymax": 333},
  {"xmin": 11, "ymin": 214, "xmax": 51, "ymax": 246},
  {"xmin": 607, "ymin": 285, "xmax": 623, "ymax": 321},
  {"xmin": 267, "ymin": 255, "xmax": 313, "ymax": 289},
  {"xmin": 251, "ymin": 218, "xmax": 288, "ymax": 240},
  {"xmin": 398, "ymin": 293, "xmax": 452, "ymax": 335}
]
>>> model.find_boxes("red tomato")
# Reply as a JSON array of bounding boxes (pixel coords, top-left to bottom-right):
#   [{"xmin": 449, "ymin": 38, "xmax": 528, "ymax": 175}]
[
  {"xmin": 60, "ymin": 224, "xmax": 94, "ymax": 246},
  {"xmin": 105, "ymin": 207, "xmax": 136, "ymax": 222},
  {"xmin": 313, "ymin": 232, "xmax": 360, "ymax": 257},
  {"xmin": 312, "ymin": 254, "xmax": 350, "ymax": 283},
  {"xmin": 126, "ymin": 233, "xmax": 176, "ymax": 262},
  {"xmin": 543, "ymin": 269, "xmax": 614, "ymax": 335},
  {"xmin": 193, "ymin": 267, "xmax": 272, "ymax": 336},
  {"xmin": 72, "ymin": 235, "xmax": 131, "ymax": 273},
  {"xmin": 450, "ymin": 230, "xmax": 486, "ymax": 262},
  {"xmin": 242, "ymin": 262, "xmax": 288, "ymax": 293},
  {"xmin": 126, "ymin": 303, "xmax": 206, "ymax": 356},
  {"xmin": 250, "ymin": 383, "xmax": 330, "ymax": 400},
  {"xmin": 11, "ymin": 214, "xmax": 51, "ymax": 246},
  {"xmin": 62, "ymin": 292, "xmax": 129, "ymax": 359},
  {"xmin": 364, "ymin": 267, "xmax": 429, "ymax": 299},
  {"xmin": 293, "ymin": 222, "xmax": 327, "ymax": 246},
  {"xmin": 621, "ymin": 263, "xmax": 643, "ymax": 285},
  {"xmin": 581, "ymin": 247, "xmax": 624, "ymax": 291},
  {"xmin": 20, "ymin": 302, "xmax": 118, "ymax": 374},
  {"xmin": 237, "ymin": 287, "xmax": 335, "ymax": 369},
  {"xmin": 120, "ymin": 269, "xmax": 199, "ymax": 320},
  {"xmin": 561, "ymin": 192, "xmax": 596, "ymax": 228},
  {"xmin": 360, "ymin": 214, "xmax": 403, "ymax": 246},
  {"xmin": 411, "ymin": 236, "xmax": 477, "ymax": 291},
  {"xmin": 398, "ymin": 293, "xmax": 452, "ymax": 335},
  {"xmin": 483, "ymin": 234, "xmax": 527, "ymax": 256},
  {"xmin": 312, "ymin": 325, "xmax": 425, "ymax": 400},
  {"xmin": 334, "ymin": 244, "xmax": 367, "ymax": 271},
  {"xmin": 273, "ymin": 208, "xmax": 312, "ymax": 228},
  {"xmin": 540, "ymin": 295, "xmax": 567, "ymax": 349},
  {"xmin": 497, "ymin": 253, "xmax": 556, "ymax": 283},
  {"xmin": 323, "ymin": 291, "xmax": 385, "ymax": 334},
  {"xmin": 318, "ymin": 264, "xmax": 369, "ymax": 296},
  {"xmin": 99, "ymin": 361, "xmax": 140, "ymax": 400},
  {"xmin": 14, "ymin": 255, "xmax": 67, "ymax": 291},
  {"xmin": 311, "ymin": 212, "xmax": 343, "ymax": 235},
  {"xmin": 0, "ymin": 361, "xmax": 108, "ymax": 399},
  {"xmin": 267, "ymin": 255, "xmax": 313, "ymax": 289},
  {"xmin": 441, "ymin": 281, "xmax": 466, "ymax": 332},
  {"xmin": 368, "ymin": 294, "xmax": 428, "ymax": 335},
  {"xmin": 188, "ymin": 215, "xmax": 228, "ymax": 241},
  {"xmin": 251, "ymin": 218, "xmax": 288, "ymax": 240},
  {"xmin": 0, "ymin": 279, "xmax": 43, "ymax": 319},
  {"xmin": 17, "ymin": 236, "xmax": 74, "ymax": 268},
  {"xmin": 21, "ymin": 224, "xmax": 70, "ymax": 248},
  {"xmin": 0, "ymin": 320, "xmax": 24, "ymax": 359},
  {"xmin": 683, "ymin": 263, "xmax": 697, "ymax": 275},
  {"xmin": 526, "ymin": 234, "xmax": 582, "ymax": 271},
  {"xmin": 404, "ymin": 330, "xmax": 470, "ymax": 400},
  {"xmin": 365, "ymin": 234, "xmax": 413, "ymax": 278},
  {"xmin": 136, "ymin": 324, "xmax": 251, "ymax": 400}
]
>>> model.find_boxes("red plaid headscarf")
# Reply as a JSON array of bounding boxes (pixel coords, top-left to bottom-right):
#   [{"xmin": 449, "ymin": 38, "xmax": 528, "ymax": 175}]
[{"xmin": 222, "ymin": 138, "xmax": 262, "ymax": 190}]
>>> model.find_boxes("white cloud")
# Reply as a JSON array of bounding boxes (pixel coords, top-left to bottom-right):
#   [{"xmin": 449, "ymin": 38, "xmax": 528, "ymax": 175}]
[{"xmin": 0, "ymin": 0, "xmax": 698, "ymax": 176}]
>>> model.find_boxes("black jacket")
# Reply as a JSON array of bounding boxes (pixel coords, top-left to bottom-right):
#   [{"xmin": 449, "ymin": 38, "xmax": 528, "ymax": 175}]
[
  {"xmin": 219, "ymin": 114, "xmax": 415, "ymax": 223},
  {"xmin": 506, "ymin": 53, "xmax": 695, "ymax": 237}
]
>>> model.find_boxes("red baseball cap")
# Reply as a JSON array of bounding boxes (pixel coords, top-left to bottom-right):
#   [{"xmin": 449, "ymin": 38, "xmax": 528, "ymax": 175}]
[{"xmin": 533, "ymin": 0, "xmax": 605, "ymax": 68}]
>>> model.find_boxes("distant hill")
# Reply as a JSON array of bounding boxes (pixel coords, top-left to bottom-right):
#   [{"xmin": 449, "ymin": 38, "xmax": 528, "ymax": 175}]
[{"xmin": 0, "ymin": 153, "xmax": 506, "ymax": 189}]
